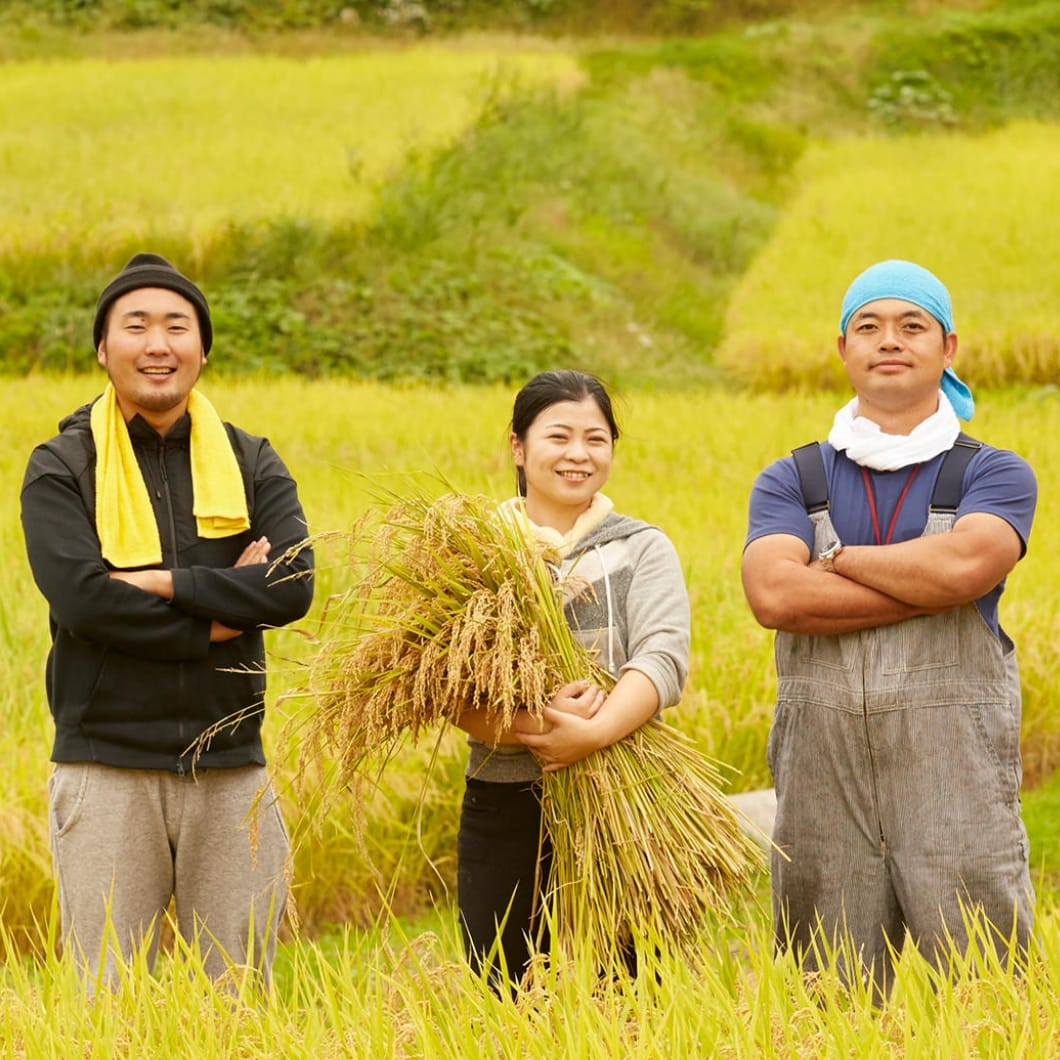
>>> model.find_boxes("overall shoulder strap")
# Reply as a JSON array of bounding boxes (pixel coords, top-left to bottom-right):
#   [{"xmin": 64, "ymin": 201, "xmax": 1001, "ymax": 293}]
[
  {"xmin": 929, "ymin": 432, "xmax": 982, "ymax": 513},
  {"xmin": 791, "ymin": 442, "xmax": 829, "ymax": 514}
]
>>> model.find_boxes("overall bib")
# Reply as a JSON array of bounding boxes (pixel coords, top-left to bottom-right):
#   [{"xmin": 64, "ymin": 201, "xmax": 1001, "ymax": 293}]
[{"xmin": 769, "ymin": 504, "xmax": 1033, "ymax": 991}]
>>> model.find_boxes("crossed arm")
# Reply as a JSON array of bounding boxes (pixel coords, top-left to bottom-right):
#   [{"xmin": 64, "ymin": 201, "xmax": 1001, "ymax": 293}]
[
  {"xmin": 23, "ymin": 435, "xmax": 313, "ymax": 659},
  {"xmin": 109, "ymin": 536, "xmax": 272, "ymax": 642},
  {"xmin": 741, "ymin": 512, "xmax": 1022, "ymax": 636}
]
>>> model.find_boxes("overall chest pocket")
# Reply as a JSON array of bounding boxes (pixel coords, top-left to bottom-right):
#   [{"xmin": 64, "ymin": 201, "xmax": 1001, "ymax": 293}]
[
  {"xmin": 777, "ymin": 632, "xmax": 857, "ymax": 673},
  {"xmin": 880, "ymin": 609, "xmax": 960, "ymax": 674}
]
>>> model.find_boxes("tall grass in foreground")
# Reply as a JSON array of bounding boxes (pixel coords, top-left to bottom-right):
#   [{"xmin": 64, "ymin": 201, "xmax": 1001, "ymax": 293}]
[
  {"xmin": 3, "ymin": 378, "xmax": 1057, "ymax": 945},
  {"xmin": 4, "ymin": 897, "xmax": 1060, "ymax": 1057}
]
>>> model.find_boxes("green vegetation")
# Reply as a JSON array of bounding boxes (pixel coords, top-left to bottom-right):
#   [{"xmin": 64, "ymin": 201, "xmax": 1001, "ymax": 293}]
[
  {"xmin": 6, "ymin": 899, "xmax": 1060, "ymax": 1056},
  {"xmin": 3, "ymin": 0, "xmax": 1060, "ymax": 1048},
  {"xmin": 2, "ymin": 2, "xmax": 1058, "ymax": 384},
  {"xmin": 0, "ymin": 50, "xmax": 576, "ymax": 260},
  {"xmin": 0, "ymin": 0, "xmax": 1004, "ymax": 37}
]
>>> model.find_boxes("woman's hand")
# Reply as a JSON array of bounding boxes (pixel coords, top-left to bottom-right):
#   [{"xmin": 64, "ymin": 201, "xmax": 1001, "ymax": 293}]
[
  {"xmin": 513, "ymin": 669, "xmax": 661, "ymax": 774},
  {"xmin": 513, "ymin": 707, "xmax": 603, "ymax": 773},
  {"xmin": 546, "ymin": 679, "xmax": 607, "ymax": 720},
  {"xmin": 512, "ymin": 678, "xmax": 606, "ymax": 771}
]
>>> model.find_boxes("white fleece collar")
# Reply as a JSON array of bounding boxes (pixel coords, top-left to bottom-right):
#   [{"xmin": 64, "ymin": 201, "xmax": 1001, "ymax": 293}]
[
  {"xmin": 501, "ymin": 493, "xmax": 614, "ymax": 557},
  {"xmin": 828, "ymin": 390, "xmax": 960, "ymax": 471}
]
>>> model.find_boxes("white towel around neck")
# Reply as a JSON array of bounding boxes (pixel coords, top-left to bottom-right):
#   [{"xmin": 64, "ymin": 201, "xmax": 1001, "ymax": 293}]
[{"xmin": 827, "ymin": 390, "xmax": 961, "ymax": 471}]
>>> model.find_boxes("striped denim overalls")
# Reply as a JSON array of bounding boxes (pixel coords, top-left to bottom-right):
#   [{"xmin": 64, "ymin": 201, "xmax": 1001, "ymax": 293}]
[{"xmin": 768, "ymin": 454, "xmax": 1034, "ymax": 992}]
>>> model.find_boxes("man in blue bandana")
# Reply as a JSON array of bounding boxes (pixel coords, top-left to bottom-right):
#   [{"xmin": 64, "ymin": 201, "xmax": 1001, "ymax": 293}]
[{"xmin": 741, "ymin": 259, "xmax": 1036, "ymax": 996}]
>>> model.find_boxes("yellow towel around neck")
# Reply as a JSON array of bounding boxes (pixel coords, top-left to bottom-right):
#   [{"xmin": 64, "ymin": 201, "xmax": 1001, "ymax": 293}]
[{"xmin": 91, "ymin": 384, "xmax": 250, "ymax": 568}]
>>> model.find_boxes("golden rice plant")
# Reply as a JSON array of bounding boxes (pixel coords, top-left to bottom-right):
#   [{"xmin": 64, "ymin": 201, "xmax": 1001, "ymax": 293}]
[
  {"xmin": 542, "ymin": 724, "xmax": 764, "ymax": 965},
  {"xmin": 299, "ymin": 487, "xmax": 763, "ymax": 968},
  {"xmin": 717, "ymin": 123, "xmax": 1060, "ymax": 392}
]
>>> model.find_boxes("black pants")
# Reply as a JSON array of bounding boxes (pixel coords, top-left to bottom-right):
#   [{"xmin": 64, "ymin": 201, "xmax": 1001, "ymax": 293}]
[{"xmin": 457, "ymin": 777, "xmax": 551, "ymax": 986}]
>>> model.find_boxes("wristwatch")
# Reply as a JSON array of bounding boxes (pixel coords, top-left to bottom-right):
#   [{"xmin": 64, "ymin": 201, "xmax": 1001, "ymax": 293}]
[{"xmin": 818, "ymin": 539, "xmax": 844, "ymax": 573}]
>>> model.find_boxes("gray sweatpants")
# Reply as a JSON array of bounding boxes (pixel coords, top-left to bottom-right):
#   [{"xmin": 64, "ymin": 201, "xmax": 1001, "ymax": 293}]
[{"xmin": 48, "ymin": 762, "xmax": 289, "ymax": 989}]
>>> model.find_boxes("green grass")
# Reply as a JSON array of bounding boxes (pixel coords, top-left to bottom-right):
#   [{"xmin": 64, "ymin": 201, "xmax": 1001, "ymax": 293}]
[
  {"xmin": 1023, "ymin": 768, "xmax": 1060, "ymax": 892},
  {"xmin": 0, "ymin": 0, "xmax": 1008, "ymax": 40},
  {"xmin": 5, "ymin": 4, "xmax": 1059, "ymax": 383},
  {"xmin": 6, "ymin": 892, "xmax": 1060, "ymax": 1056},
  {"xmin": 4, "ymin": 4, "xmax": 1060, "ymax": 1045}
]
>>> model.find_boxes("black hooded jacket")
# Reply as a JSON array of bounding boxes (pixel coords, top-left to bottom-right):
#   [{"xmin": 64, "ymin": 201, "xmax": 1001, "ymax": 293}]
[{"xmin": 20, "ymin": 398, "xmax": 314, "ymax": 772}]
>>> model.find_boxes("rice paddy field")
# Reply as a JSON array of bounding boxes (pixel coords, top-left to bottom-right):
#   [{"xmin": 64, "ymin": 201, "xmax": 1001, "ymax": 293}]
[
  {"xmin": 0, "ymin": 45, "xmax": 578, "ymax": 266},
  {"xmin": 3, "ymin": 377, "xmax": 1059, "ymax": 1056},
  {"xmin": 717, "ymin": 122, "xmax": 1060, "ymax": 392},
  {"xmin": 4, "ymin": 11, "xmax": 1060, "ymax": 1054}
]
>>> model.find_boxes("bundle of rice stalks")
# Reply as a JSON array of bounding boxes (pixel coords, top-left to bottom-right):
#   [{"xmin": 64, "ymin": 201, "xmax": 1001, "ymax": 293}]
[
  {"xmin": 542, "ymin": 723, "xmax": 762, "ymax": 965},
  {"xmin": 303, "ymin": 488, "xmax": 763, "ymax": 966},
  {"xmin": 302, "ymin": 491, "xmax": 575, "ymax": 778}
]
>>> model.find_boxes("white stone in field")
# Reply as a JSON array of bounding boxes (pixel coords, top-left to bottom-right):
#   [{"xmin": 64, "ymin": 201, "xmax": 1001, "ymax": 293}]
[{"xmin": 726, "ymin": 788, "xmax": 776, "ymax": 851}]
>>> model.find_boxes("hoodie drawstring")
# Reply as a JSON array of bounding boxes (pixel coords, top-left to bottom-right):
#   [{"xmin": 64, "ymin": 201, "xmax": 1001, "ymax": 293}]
[{"xmin": 593, "ymin": 543, "xmax": 616, "ymax": 673}]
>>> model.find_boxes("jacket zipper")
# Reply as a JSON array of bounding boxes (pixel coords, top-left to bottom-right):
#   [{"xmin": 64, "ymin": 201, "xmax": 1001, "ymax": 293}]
[{"xmin": 158, "ymin": 442, "xmax": 187, "ymax": 776}]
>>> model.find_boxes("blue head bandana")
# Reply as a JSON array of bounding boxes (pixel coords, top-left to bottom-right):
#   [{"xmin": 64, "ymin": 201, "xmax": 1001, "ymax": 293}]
[{"xmin": 839, "ymin": 259, "xmax": 974, "ymax": 420}]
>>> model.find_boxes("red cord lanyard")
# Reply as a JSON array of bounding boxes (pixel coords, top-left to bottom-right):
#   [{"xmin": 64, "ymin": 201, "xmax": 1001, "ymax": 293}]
[{"xmin": 860, "ymin": 464, "xmax": 921, "ymax": 545}]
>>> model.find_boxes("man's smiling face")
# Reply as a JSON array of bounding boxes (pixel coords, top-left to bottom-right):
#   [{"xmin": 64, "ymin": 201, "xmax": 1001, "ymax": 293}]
[
  {"xmin": 838, "ymin": 298, "xmax": 957, "ymax": 428},
  {"xmin": 97, "ymin": 287, "xmax": 206, "ymax": 433}
]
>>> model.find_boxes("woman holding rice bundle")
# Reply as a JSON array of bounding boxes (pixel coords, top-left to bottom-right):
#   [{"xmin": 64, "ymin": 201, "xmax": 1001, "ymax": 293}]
[{"xmin": 455, "ymin": 369, "xmax": 691, "ymax": 985}]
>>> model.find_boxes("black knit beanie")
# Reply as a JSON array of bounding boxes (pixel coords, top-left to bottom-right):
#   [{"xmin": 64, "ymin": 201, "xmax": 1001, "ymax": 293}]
[{"xmin": 93, "ymin": 253, "xmax": 213, "ymax": 354}]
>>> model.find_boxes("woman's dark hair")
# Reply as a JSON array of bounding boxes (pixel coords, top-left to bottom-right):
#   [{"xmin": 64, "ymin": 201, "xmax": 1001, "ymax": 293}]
[{"xmin": 510, "ymin": 370, "xmax": 620, "ymax": 497}]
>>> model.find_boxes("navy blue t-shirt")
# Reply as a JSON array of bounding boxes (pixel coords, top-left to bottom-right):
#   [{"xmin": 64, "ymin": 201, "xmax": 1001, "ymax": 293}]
[{"xmin": 745, "ymin": 442, "xmax": 1037, "ymax": 635}]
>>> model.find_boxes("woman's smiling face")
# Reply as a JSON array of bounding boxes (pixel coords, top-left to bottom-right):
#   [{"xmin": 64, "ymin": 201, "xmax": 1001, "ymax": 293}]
[{"xmin": 510, "ymin": 397, "xmax": 614, "ymax": 531}]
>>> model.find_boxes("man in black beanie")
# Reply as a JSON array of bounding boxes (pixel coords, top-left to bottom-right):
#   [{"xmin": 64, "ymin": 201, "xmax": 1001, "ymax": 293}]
[
  {"xmin": 20, "ymin": 253, "xmax": 314, "ymax": 991},
  {"xmin": 93, "ymin": 252, "xmax": 214, "ymax": 355}
]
